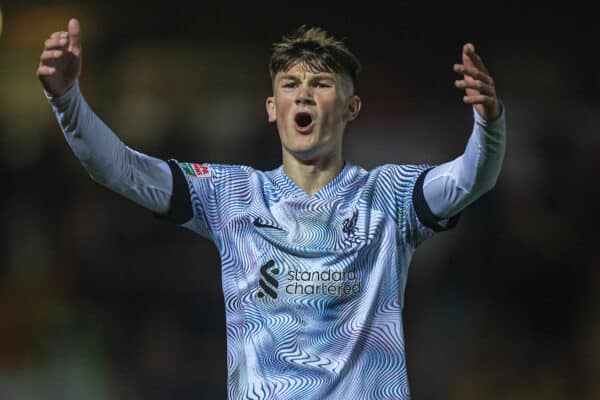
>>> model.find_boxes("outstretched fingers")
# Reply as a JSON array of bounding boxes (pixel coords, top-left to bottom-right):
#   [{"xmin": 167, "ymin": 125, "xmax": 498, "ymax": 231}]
[
  {"xmin": 452, "ymin": 43, "xmax": 501, "ymax": 120},
  {"xmin": 459, "ymin": 93, "xmax": 497, "ymax": 106},
  {"xmin": 453, "ymin": 63, "xmax": 494, "ymax": 86},
  {"xmin": 463, "ymin": 43, "xmax": 490, "ymax": 75},
  {"xmin": 453, "ymin": 66, "xmax": 496, "ymax": 102},
  {"xmin": 453, "ymin": 44, "xmax": 497, "ymax": 104},
  {"xmin": 454, "ymin": 74, "xmax": 495, "ymax": 95}
]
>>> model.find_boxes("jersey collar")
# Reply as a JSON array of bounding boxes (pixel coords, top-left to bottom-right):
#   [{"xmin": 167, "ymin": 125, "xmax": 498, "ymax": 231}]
[{"xmin": 271, "ymin": 161, "xmax": 360, "ymax": 200}]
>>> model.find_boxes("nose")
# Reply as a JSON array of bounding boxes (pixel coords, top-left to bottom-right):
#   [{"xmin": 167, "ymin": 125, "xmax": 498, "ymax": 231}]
[{"xmin": 294, "ymin": 83, "xmax": 315, "ymax": 106}]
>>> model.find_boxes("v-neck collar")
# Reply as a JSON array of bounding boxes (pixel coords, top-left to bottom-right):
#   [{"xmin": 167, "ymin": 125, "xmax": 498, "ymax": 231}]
[{"xmin": 273, "ymin": 161, "xmax": 352, "ymax": 200}]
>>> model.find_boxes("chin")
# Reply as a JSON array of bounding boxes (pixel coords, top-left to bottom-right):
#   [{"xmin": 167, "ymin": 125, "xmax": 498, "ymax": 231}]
[
  {"xmin": 284, "ymin": 143, "xmax": 322, "ymax": 161},
  {"xmin": 281, "ymin": 132, "xmax": 315, "ymax": 149}
]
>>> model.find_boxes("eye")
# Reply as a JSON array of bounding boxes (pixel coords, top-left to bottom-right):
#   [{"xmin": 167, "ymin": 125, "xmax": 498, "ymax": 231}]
[
  {"xmin": 315, "ymin": 82, "xmax": 331, "ymax": 88},
  {"xmin": 282, "ymin": 82, "xmax": 297, "ymax": 88}
]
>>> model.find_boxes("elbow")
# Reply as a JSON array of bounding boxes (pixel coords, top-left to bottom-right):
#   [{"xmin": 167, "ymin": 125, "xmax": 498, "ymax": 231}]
[
  {"xmin": 87, "ymin": 169, "xmax": 112, "ymax": 188},
  {"xmin": 84, "ymin": 159, "xmax": 125, "ymax": 192},
  {"xmin": 481, "ymin": 167, "xmax": 502, "ymax": 193},
  {"xmin": 470, "ymin": 171, "xmax": 500, "ymax": 200},
  {"xmin": 453, "ymin": 170, "xmax": 499, "ymax": 209}
]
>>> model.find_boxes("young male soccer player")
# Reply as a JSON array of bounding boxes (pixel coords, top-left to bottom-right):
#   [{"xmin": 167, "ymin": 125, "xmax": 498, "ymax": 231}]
[{"xmin": 38, "ymin": 18, "xmax": 506, "ymax": 399}]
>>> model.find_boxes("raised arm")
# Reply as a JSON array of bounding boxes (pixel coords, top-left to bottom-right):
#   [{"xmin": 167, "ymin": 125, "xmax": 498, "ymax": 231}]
[
  {"xmin": 423, "ymin": 43, "xmax": 506, "ymax": 220},
  {"xmin": 37, "ymin": 18, "xmax": 173, "ymax": 214}
]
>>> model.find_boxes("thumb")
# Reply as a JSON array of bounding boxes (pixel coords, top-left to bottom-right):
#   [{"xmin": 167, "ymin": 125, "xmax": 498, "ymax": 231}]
[{"xmin": 68, "ymin": 18, "xmax": 81, "ymax": 54}]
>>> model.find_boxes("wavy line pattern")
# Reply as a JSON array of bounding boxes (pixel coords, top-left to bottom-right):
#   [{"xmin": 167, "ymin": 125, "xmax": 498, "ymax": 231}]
[{"xmin": 176, "ymin": 161, "xmax": 433, "ymax": 399}]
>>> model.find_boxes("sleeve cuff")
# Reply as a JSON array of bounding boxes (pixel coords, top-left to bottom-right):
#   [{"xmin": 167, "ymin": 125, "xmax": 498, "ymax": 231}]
[
  {"xmin": 153, "ymin": 159, "xmax": 193, "ymax": 224},
  {"xmin": 472, "ymin": 100, "xmax": 505, "ymax": 129},
  {"xmin": 45, "ymin": 80, "xmax": 81, "ymax": 107},
  {"xmin": 412, "ymin": 167, "xmax": 460, "ymax": 232}
]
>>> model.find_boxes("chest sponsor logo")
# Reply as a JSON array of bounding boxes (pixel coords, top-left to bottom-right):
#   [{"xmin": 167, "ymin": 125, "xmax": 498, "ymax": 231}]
[
  {"xmin": 257, "ymin": 260, "xmax": 361, "ymax": 299},
  {"xmin": 257, "ymin": 260, "xmax": 279, "ymax": 299}
]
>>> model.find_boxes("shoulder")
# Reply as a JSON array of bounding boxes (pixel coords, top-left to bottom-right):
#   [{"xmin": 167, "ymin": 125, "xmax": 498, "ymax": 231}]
[
  {"xmin": 368, "ymin": 163, "xmax": 433, "ymax": 188},
  {"xmin": 172, "ymin": 161, "xmax": 275, "ymax": 189},
  {"xmin": 176, "ymin": 162, "xmax": 256, "ymax": 179}
]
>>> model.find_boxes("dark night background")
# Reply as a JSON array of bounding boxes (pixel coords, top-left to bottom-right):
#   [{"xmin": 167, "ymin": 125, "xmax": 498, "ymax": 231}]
[{"xmin": 0, "ymin": 2, "xmax": 598, "ymax": 399}]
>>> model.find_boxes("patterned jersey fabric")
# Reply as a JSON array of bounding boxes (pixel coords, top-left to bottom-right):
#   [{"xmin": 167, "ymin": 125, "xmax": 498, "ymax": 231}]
[{"xmin": 162, "ymin": 160, "xmax": 457, "ymax": 399}]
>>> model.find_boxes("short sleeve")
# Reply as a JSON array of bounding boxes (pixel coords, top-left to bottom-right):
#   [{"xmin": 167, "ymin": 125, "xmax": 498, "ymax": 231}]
[
  {"xmin": 154, "ymin": 160, "xmax": 219, "ymax": 240},
  {"xmin": 404, "ymin": 166, "xmax": 461, "ymax": 247},
  {"xmin": 411, "ymin": 167, "xmax": 461, "ymax": 233},
  {"xmin": 155, "ymin": 160, "xmax": 255, "ymax": 242},
  {"xmin": 382, "ymin": 164, "xmax": 460, "ymax": 248}
]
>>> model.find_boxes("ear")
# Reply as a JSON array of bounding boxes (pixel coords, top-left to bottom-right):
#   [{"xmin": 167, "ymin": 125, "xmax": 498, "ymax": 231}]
[
  {"xmin": 344, "ymin": 95, "xmax": 362, "ymax": 122},
  {"xmin": 266, "ymin": 97, "xmax": 277, "ymax": 122}
]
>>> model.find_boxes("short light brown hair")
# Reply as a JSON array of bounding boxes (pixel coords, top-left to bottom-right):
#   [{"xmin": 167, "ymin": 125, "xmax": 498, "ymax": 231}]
[{"xmin": 269, "ymin": 25, "xmax": 362, "ymax": 93}]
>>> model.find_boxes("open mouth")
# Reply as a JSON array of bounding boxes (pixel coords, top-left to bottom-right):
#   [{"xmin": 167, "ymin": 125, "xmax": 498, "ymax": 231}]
[{"xmin": 294, "ymin": 112, "xmax": 315, "ymax": 133}]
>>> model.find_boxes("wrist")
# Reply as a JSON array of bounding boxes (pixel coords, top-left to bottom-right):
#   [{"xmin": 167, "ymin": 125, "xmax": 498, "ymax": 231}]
[{"xmin": 45, "ymin": 80, "xmax": 80, "ymax": 107}]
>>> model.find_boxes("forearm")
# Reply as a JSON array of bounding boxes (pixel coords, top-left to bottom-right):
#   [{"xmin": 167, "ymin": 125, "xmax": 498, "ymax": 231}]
[
  {"xmin": 46, "ymin": 81, "xmax": 172, "ymax": 213},
  {"xmin": 423, "ymin": 105, "xmax": 506, "ymax": 218}
]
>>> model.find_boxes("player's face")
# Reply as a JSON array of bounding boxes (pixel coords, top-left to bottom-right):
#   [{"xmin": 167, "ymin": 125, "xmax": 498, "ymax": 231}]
[{"xmin": 266, "ymin": 63, "xmax": 361, "ymax": 162}]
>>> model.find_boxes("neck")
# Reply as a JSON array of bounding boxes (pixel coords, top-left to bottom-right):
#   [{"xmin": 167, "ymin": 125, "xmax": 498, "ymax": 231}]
[{"xmin": 282, "ymin": 150, "xmax": 344, "ymax": 196}]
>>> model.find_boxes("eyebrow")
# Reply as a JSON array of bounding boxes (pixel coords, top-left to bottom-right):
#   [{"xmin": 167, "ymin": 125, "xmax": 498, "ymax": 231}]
[{"xmin": 278, "ymin": 74, "xmax": 336, "ymax": 83}]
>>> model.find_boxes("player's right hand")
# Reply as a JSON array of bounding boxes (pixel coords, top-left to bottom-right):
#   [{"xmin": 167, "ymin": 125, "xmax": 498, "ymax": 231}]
[{"xmin": 37, "ymin": 18, "xmax": 82, "ymax": 98}]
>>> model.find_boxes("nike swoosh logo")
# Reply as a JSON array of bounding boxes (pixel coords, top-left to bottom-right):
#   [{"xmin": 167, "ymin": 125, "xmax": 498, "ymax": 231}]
[{"xmin": 253, "ymin": 218, "xmax": 284, "ymax": 231}]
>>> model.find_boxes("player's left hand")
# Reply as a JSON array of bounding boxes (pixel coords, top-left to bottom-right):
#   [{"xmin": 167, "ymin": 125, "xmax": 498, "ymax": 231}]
[{"xmin": 453, "ymin": 43, "xmax": 501, "ymax": 122}]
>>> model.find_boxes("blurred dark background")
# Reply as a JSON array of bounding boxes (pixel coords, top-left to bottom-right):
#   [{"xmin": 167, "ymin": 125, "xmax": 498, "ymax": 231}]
[{"xmin": 1, "ymin": 1, "xmax": 598, "ymax": 399}]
